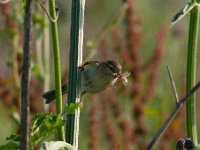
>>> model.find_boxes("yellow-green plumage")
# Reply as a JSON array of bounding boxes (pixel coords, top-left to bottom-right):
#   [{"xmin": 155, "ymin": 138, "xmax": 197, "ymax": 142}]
[{"xmin": 43, "ymin": 60, "xmax": 121, "ymax": 104}]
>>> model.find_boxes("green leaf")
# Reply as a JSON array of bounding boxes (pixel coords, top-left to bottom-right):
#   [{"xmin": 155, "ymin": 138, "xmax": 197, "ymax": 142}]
[
  {"xmin": 171, "ymin": 2, "xmax": 195, "ymax": 26},
  {"xmin": 6, "ymin": 59, "xmax": 13, "ymax": 68},
  {"xmin": 32, "ymin": 13, "xmax": 46, "ymax": 28},
  {"xmin": 39, "ymin": 141, "xmax": 75, "ymax": 150},
  {"xmin": 0, "ymin": 141, "xmax": 19, "ymax": 150},
  {"xmin": 6, "ymin": 134, "xmax": 20, "ymax": 142},
  {"xmin": 62, "ymin": 103, "xmax": 80, "ymax": 115},
  {"xmin": 21, "ymin": 0, "xmax": 26, "ymax": 13},
  {"xmin": 32, "ymin": 64, "xmax": 41, "ymax": 76},
  {"xmin": 30, "ymin": 113, "xmax": 65, "ymax": 147},
  {"xmin": 0, "ymin": 134, "xmax": 20, "ymax": 149}
]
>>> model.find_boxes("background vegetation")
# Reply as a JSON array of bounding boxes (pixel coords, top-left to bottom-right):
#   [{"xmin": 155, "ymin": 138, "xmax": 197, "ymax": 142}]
[{"xmin": 0, "ymin": 0, "xmax": 199, "ymax": 149}]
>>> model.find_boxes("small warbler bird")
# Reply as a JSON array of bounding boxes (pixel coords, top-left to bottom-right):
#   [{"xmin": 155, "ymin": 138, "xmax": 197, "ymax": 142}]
[{"xmin": 43, "ymin": 60, "xmax": 130, "ymax": 104}]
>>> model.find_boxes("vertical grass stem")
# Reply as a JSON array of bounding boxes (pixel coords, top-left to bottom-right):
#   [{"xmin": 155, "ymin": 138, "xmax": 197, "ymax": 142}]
[
  {"xmin": 186, "ymin": 4, "xmax": 199, "ymax": 145},
  {"xmin": 66, "ymin": 0, "xmax": 85, "ymax": 149},
  {"xmin": 48, "ymin": 0, "xmax": 65, "ymax": 141}
]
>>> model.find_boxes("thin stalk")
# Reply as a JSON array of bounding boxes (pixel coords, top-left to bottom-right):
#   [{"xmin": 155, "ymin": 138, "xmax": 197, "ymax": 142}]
[
  {"xmin": 65, "ymin": 0, "xmax": 85, "ymax": 149},
  {"xmin": 13, "ymin": 35, "xmax": 21, "ymax": 107},
  {"xmin": 48, "ymin": 0, "xmax": 65, "ymax": 141},
  {"xmin": 37, "ymin": 1, "xmax": 51, "ymax": 112},
  {"xmin": 36, "ymin": 37, "xmax": 45, "ymax": 77},
  {"xmin": 146, "ymin": 81, "xmax": 200, "ymax": 150},
  {"xmin": 20, "ymin": 0, "xmax": 32, "ymax": 149},
  {"xmin": 186, "ymin": 2, "xmax": 199, "ymax": 145},
  {"xmin": 43, "ymin": 3, "xmax": 50, "ymax": 112}
]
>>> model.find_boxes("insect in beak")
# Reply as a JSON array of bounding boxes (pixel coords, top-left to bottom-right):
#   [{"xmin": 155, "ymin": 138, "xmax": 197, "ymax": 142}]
[
  {"xmin": 117, "ymin": 72, "xmax": 130, "ymax": 85},
  {"xmin": 120, "ymin": 72, "xmax": 131, "ymax": 85},
  {"xmin": 112, "ymin": 72, "xmax": 131, "ymax": 86}
]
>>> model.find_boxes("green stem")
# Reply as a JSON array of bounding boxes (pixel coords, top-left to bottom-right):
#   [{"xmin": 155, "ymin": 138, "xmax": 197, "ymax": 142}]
[
  {"xmin": 186, "ymin": 3, "xmax": 199, "ymax": 145},
  {"xmin": 65, "ymin": 0, "xmax": 85, "ymax": 149},
  {"xmin": 49, "ymin": 0, "xmax": 65, "ymax": 141},
  {"xmin": 43, "ymin": 2, "xmax": 50, "ymax": 112}
]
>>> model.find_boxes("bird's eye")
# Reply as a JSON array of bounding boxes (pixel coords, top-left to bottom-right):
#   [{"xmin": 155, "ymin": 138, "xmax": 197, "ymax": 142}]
[{"xmin": 106, "ymin": 60, "xmax": 121, "ymax": 73}]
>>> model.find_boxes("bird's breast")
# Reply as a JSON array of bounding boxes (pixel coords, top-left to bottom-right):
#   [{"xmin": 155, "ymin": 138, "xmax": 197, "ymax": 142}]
[{"xmin": 81, "ymin": 68, "xmax": 114, "ymax": 93}]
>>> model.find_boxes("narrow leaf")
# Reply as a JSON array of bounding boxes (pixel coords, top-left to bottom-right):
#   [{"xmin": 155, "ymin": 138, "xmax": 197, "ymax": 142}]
[
  {"xmin": 171, "ymin": 2, "xmax": 195, "ymax": 26},
  {"xmin": 6, "ymin": 134, "xmax": 20, "ymax": 142},
  {"xmin": 62, "ymin": 103, "xmax": 80, "ymax": 115}
]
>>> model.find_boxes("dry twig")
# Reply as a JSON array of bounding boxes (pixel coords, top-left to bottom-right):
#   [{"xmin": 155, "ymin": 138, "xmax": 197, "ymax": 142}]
[{"xmin": 146, "ymin": 79, "xmax": 200, "ymax": 150}]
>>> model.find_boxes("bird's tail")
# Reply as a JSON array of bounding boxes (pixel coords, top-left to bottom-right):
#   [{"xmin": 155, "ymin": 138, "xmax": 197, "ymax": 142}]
[{"xmin": 42, "ymin": 84, "xmax": 68, "ymax": 104}]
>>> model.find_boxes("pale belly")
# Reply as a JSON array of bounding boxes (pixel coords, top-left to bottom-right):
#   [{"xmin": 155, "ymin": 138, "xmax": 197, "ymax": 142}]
[{"xmin": 80, "ymin": 68, "xmax": 115, "ymax": 93}]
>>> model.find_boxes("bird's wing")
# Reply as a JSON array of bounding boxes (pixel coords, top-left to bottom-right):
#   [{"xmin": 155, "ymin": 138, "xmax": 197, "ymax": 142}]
[
  {"xmin": 82, "ymin": 61, "xmax": 100, "ymax": 66},
  {"xmin": 79, "ymin": 61, "xmax": 100, "ymax": 71}
]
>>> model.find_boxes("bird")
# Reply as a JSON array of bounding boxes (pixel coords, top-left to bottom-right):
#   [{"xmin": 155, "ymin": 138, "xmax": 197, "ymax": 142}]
[{"xmin": 42, "ymin": 60, "xmax": 130, "ymax": 104}]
